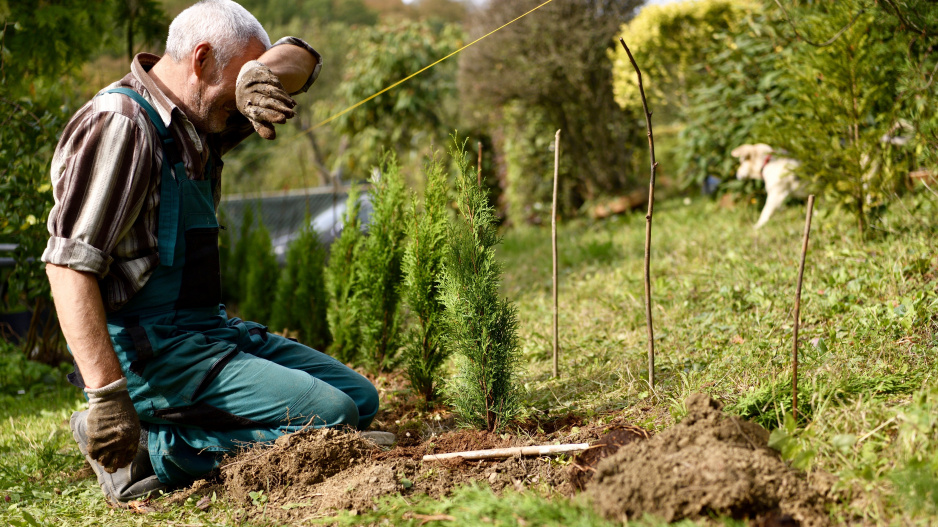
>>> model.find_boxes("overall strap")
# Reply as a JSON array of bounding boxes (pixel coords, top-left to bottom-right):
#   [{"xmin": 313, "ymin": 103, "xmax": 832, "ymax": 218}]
[{"xmin": 104, "ymin": 87, "xmax": 185, "ymax": 267}]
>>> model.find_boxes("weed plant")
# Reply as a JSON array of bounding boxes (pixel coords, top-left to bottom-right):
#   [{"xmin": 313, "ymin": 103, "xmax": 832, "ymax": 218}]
[
  {"xmin": 326, "ymin": 184, "xmax": 365, "ymax": 364},
  {"xmin": 271, "ymin": 219, "xmax": 331, "ymax": 350},
  {"xmin": 400, "ymin": 152, "xmax": 450, "ymax": 404},
  {"xmin": 441, "ymin": 141, "xmax": 522, "ymax": 431},
  {"xmin": 353, "ymin": 155, "xmax": 407, "ymax": 373}
]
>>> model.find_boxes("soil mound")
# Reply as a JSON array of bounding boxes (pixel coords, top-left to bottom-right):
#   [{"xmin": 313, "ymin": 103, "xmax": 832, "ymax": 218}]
[
  {"xmin": 586, "ymin": 393, "xmax": 831, "ymax": 526},
  {"xmin": 221, "ymin": 427, "xmax": 377, "ymax": 504}
]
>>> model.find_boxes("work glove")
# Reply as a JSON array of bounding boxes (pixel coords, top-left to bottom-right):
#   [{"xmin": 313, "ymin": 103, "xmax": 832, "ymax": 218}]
[
  {"xmin": 236, "ymin": 60, "xmax": 297, "ymax": 140},
  {"xmin": 85, "ymin": 378, "xmax": 140, "ymax": 473}
]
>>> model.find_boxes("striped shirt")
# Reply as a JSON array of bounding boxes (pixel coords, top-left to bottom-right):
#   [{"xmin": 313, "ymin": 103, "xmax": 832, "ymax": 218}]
[{"xmin": 42, "ymin": 38, "xmax": 316, "ymax": 312}]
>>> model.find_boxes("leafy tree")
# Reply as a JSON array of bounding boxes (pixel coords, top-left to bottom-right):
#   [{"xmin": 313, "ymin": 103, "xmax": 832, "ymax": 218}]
[
  {"xmin": 353, "ymin": 155, "xmax": 407, "ymax": 373},
  {"xmin": 325, "ymin": 185, "xmax": 365, "ymax": 363},
  {"xmin": 334, "ymin": 20, "xmax": 463, "ymax": 178},
  {"xmin": 271, "ymin": 220, "xmax": 331, "ymax": 350},
  {"xmin": 460, "ymin": 0, "xmax": 643, "ymax": 222},
  {"xmin": 240, "ymin": 219, "xmax": 280, "ymax": 323},
  {"xmin": 0, "ymin": 0, "xmax": 119, "ymax": 362},
  {"xmin": 441, "ymin": 141, "xmax": 521, "ymax": 432},
  {"xmin": 400, "ymin": 152, "xmax": 450, "ymax": 404}
]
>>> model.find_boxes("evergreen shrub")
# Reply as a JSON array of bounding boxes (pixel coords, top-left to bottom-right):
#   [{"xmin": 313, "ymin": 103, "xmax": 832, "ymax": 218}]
[
  {"xmin": 326, "ymin": 185, "xmax": 365, "ymax": 364},
  {"xmin": 400, "ymin": 152, "xmax": 450, "ymax": 404},
  {"xmin": 441, "ymin": 141, "xmax": 522, "ymax": 431},
  {"xmin": 271, "ymin": 219, "xmax": 331, "ymax": 350},
  {"xmin": 240, "ymin": 219, "xmax": 279, "ymax": 323},
  {"xmin": 354, "ymin": 155, "xmax": 407, "ymax": 373}
]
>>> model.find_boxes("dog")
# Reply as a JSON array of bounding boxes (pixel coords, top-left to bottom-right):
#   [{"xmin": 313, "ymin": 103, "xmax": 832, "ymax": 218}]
[{"xmin": 730, "ymin": 143, "xmax": 801, "ymax": 229}]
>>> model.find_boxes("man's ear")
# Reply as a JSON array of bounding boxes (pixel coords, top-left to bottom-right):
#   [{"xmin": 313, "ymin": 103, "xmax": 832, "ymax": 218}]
[{"xmin": 190, "ymin": 42, "xmax": 215, "ymax": 82}]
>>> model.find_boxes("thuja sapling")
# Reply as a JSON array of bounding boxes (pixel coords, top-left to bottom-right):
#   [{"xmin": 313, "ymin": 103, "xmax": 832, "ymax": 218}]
[
  {"xmin": 272, "ymin": 219, "xmax": 331, "ymax": 350},
  {"xmin": 241, "ymin": 219, "xmax": 280, "ymax": 324},
  {"xmin": 325, "ymin": 184, "xmax": 365, "ymax": 364},
  {"xmin": 441, "ymin": 141, "xmax": 522, "ymax": 431},
  {"xmin": 354, "ymin": 155, "xmax": 407, "ymax": 373},
  {"xmin": 401, "ymin": 153, "xmax": 450, "ymax": 404}
]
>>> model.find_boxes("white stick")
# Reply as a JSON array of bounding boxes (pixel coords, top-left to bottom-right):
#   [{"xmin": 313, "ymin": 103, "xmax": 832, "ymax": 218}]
[{"xmin": 422, "ymin": 443, "xmax": 589, "ymax": 461}]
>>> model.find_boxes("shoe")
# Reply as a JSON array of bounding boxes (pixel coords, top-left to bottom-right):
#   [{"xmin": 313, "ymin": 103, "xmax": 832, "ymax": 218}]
[
  {"xmin": 70, "ymin": 410, "xmax": 168, "ymax": 507},
  {"xmin": 361, "ymin": 430, "xmax": 396, "ymax": 448}
]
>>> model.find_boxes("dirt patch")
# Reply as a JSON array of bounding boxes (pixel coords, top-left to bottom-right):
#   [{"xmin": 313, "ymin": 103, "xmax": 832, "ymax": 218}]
[
  {"xmin": 586, "ymin": 393, "xmax": 831, "ymax": 526},
  {"xmin": 220, "ymin": 427, "xmax": 378, "ymax": 504}
]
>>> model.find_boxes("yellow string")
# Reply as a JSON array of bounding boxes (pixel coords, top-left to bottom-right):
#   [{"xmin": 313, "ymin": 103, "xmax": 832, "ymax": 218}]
[{"xmin": 305, "ymin": 0, "xmax": 558, "ymax": 133}]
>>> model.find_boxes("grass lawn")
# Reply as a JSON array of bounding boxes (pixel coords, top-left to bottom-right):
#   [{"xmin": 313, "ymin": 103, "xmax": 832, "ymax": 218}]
[{"xmin": 2, "ymin": 192, "xmax": 937, "ymax": 525}]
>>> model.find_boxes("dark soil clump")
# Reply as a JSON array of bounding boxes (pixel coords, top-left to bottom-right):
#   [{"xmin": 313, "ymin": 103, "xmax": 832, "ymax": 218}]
[{"xmin": 586, "ymin": 393, "xmax": 831, "ymax": 526}]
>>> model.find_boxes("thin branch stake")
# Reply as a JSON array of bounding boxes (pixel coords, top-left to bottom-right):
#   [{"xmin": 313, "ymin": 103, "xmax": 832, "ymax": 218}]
[
  {"xmin": 477, "ymin": 141, "xmax": 483, "ymax": 187},
  {"xmin": 792, "ymin": 195, "xmax": 815, "ymax": 422},
  {"xmin": 423, "ymin": 443, "xmax": 589, "ymax": 461},
  {"xmin": 552, "ymin": 129, "xmax": 561, "ymax": 378},
  {"xmin": 619, "ymin": 38, "xmax": 658, "ymax": 389}
]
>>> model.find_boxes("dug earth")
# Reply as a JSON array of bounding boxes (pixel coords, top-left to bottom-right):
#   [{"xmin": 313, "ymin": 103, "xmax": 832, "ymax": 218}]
[{"xmin": 166, "ymin": 393, "xmax": 835, "ymax": 525}]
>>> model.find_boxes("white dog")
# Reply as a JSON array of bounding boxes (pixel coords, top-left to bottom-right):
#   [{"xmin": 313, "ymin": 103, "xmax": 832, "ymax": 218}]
[{"xmin": 730, "ymin": 143, "xmax": 801, "ymax": 229}]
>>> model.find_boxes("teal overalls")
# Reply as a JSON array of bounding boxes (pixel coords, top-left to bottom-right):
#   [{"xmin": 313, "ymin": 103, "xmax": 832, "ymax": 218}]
[{"xmin": 90, "ymin": 88, "xmax": 378, "ymax": 485}]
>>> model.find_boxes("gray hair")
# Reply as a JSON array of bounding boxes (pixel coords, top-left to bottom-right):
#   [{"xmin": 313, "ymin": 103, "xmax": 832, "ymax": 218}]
[{"xmin": 165, "ymin": 0, "xmax": 271, "ymax": 69}]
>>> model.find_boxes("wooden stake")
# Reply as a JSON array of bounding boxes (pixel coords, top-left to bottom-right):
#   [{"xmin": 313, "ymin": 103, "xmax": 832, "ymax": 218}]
[
  {"xmin": 792, "ymin": 195, "xmax": 815, "ymax": 422},
  {"xmin": 423, "ymin": 443, "xmax": 589, "ymax": 461},
  {"xmin": 477, "ymin": 141, "xmax": 483, "ymax": 187},
  {"xmin": 552, "ymin": 129, "xmax": 561, "ymax": 378},
  {"xmin": 619, "ymin": 38, "xmax": 658, "ymax": 389}
]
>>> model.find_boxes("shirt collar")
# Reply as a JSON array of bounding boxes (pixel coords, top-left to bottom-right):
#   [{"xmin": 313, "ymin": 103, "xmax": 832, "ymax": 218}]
[{"xmin": 131, "ymin": 53, "xmax": 205, "ymax": 154}]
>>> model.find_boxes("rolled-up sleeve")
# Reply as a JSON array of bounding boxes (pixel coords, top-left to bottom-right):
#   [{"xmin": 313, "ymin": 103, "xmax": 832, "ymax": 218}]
[
  {"xmin": 42, "ymin": 105, "xmax": 153, "ymax": 278},
  {"xmin": 271, "ymin": 36, "xmax": 321, "ymax": 95}
]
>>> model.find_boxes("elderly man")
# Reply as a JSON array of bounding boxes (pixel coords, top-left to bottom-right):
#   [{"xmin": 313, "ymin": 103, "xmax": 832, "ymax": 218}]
[{"xmin": 42, "ymin": 0, "xmax": 379, "ymax": 507}]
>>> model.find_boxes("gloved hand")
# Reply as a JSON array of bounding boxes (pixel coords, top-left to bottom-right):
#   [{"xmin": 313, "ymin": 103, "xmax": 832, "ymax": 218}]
[
  {"xmin": 236, "ymin": 60, "xmax": 297, "ymax": 140},
  {"xmin": 85, "ymin": 378, "xmax": 140, "ymax": 473}
]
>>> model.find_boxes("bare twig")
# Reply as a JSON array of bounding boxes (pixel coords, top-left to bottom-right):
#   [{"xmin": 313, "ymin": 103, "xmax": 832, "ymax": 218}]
[
  {"xmin": 619, "ymin": 38, "xmax": 658, "ymax": 388},
  {"xmin": 552, "ymin": 129, "xmax": 561, "ymax": 379},
  {"xmin": 477, "ymin": 141, "xmax": 483, "ymax": 187},
  {"xmin": 773, "ymin": 0, "xmax": 866, "ymax": 48},
  {"xmin": 422, "ymin": 443, "xmax": 590, "ymax": 461},
  {"xmin": 792, "ymin": 195, "xmax": 815, "ymax": 422}
]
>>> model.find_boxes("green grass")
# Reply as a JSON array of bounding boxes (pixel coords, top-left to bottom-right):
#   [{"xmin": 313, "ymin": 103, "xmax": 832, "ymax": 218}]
[{"xmin": 2, "ymin": 191, "xmax": 937, "ymax": 525}]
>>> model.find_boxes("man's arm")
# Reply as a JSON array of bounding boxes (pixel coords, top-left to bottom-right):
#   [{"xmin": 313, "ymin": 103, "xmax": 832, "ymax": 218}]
[
  {"xmin": 259, "ymin": 42, "xmax": 318, "ymax": 95},
  {"xmin": 46, "ymin": 264, "xmax": 122, "ymax": 389},
  {"xmin": 226, "ymin": 38, "xmax": 320, "ymax": 146},
  {"xmin": 47, "ymin": 263, "xmax": 140, "ymax": 472}
]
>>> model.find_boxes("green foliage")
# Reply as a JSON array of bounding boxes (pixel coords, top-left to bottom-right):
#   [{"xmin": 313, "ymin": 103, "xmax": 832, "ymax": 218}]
[
  {"xmin": 440, "ymin": 141, "xmax": 522, "ymax": 431},
  {"xmin": 334, "ymin": 20, "xmax": 462, "ymax": 177},
  {"xmin": 761, "ymin": 0, "xmax": 907, "ymax": 232},
  {"xmin": 676, "ymin": 6, "xmax": 793, "ymax": 189},
  {"xmin": 731, "ymin": 372, "xmax": 919, "ymax": 430},
  {"xmin": 271, "ymin": 220, "xmax": 331, "ymax": 350},
  {"xmin": 461, "ymin": 0, "xmax": 643, "ymax": 221},
  {"xmin": 354, "ymin": 155, "xmax": 407, "ymax": 373},
  {"xmin": 238, "ymin": 0, "xmax": 378, "ymax": 28},
  {"xmin": 612, "ymin": 0, "xmax": 753, "ymax": 121},
  {"xmin": 400, "ymin": 152, "xmax": 450, "ymax": 403},
  {"xmin": 239, "ymin": 219, "xmax": 280, "ymax": 324},
  {"xmin": 326, "ymin": 185, "xmax": 365, "ymax": 363},
  {"xmin": 222, "ymin": 205, "xmax": 256, "ymax": 307},
  {"xmin": 893, "ymin": 1, "xmax": 938, "ymax": 170}
]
